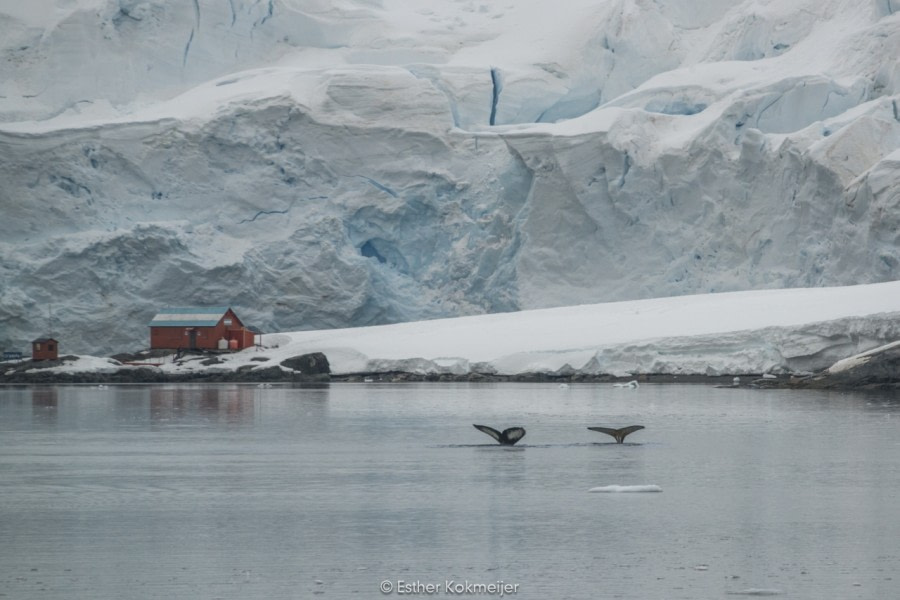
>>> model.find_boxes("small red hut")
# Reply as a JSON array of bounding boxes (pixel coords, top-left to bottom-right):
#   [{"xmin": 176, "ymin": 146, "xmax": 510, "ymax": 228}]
[
  {"xmin": 32, "ymin": 337, "xmax": 59, "ymax": 361},
  {"xmin": 148, "ymin": 307, "xmax": 255, "ymax": 351}
]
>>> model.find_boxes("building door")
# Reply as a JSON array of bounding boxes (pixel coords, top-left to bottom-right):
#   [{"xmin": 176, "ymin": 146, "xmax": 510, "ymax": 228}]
[{"xmin": 188, "ymin": 330, "xmax": 197, "ymax": 350}]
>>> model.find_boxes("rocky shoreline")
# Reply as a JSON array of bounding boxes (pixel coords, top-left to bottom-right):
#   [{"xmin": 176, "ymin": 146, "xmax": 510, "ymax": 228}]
[
  {"xmin": 0, "ymin": 367, "xmax": 895, "ymax": 391},
  {"xmin": 1, "ymin": 344, "xmax": 897, "ymax": 390},
  {"xmin": 776, "ymin": 340, "xmax": 900, "ymax": 391},
  {"xmin": 0, "ymin": 359, "xmax": 761, "ymax": 386},
  {"xmin": 0, "ymin": 370, "xmax": 788, "ymax": 387}
]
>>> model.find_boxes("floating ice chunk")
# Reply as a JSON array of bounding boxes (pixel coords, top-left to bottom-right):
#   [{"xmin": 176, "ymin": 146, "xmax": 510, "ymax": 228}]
[
  {"xmin": 588, "ymin": 484, "xmax": 662, "ymax": 493},
  {"xmin": 613, "ymin": 380, "xmax": 640, "ymax": 389},
  {"xmin": 726, "ymin": 590, "xmax": 783, "ymax": 597}
]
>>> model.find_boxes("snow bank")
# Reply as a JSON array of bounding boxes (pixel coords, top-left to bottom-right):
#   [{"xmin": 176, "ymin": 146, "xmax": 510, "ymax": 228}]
[
  {"xmin": 29, "ymin": 355, "xmax": 123, "ymax": 374},
  {"xmin": 6, "ymin": 282, "xmax": 898, "ymax": 380},
  {"xmin": 250, "ymin": 281, "xmax": 900, "ymax": 376},
  {"xmin": 58, "ymin": 281, "xmax": 889, "ymax": 379}
]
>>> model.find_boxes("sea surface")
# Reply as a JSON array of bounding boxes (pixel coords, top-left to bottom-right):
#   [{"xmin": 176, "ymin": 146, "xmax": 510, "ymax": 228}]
[{"xmin": 1, "ymin": 383, "xmax": 898, "ymax": 600}]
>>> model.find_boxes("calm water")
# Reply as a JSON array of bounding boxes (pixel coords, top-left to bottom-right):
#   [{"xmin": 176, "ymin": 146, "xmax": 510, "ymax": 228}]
[{"xmin": 1, "ymin": 383, "xmax": 898, "ymax": 600}]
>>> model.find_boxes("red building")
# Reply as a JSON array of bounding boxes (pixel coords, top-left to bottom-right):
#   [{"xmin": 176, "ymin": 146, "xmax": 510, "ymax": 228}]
[
  {"xmin": 148, "ymin": 307, "xmax": 255, "ymax": 351},
  {"xmin": 32, "ymin": 337, "xmax": 59, "ymax": 361}
]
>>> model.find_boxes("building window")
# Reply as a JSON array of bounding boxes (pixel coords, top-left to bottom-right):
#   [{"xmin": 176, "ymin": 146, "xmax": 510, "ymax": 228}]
[
  {"xmin": 35, "ymin": 343, "xmax": 41, "ymax": 351},
  {"xmin": 48, "ymin": 344, "xmax": 55, "ymax": 351},
  {"xmin": 224, "ymin": 319, "xmax": 233, "ymax": 327}
]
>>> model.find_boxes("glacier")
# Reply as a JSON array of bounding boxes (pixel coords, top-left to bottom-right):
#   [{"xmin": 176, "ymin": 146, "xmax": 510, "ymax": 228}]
[{"xmin": 1, "ymin": 0, "xmax": 899, "ymax": 355}]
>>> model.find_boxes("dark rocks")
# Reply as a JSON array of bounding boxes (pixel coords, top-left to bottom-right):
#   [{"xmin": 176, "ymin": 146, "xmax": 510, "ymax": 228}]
[
  {"xmin": 234, "ymin": 366, "xmax": 290, "ymax": 381},
  {"xmin": 0, "ymin": 367, "xmax": 167, "ymax": 385},
  {"xmin": 110, "ymin": 349, "xmax": 174, "ymax": 363},
  {"xmin": 786, "ymin": 342, "xmax": 900, "ymax": 390},
  {"xmin": 0, "ymin": 360, "xmax": 328, "ymax": 384},
  {"xmin": 280, "ymin": 352, "xmax": 330, "ymax": 376}
]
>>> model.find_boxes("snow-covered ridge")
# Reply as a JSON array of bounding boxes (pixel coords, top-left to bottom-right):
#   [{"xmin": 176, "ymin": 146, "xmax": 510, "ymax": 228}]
[{"xmin": 1, "ymin": 1, "xmax": 899, "ymax": 355}]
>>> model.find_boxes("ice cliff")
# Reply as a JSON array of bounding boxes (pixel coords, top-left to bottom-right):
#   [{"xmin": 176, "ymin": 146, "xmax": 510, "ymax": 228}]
[{"xmin": 1, "ymin": 0, "xmax": 899, "ymax": 354}]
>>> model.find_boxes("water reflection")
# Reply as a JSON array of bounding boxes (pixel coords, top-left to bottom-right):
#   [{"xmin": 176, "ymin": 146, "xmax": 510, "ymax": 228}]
[
  {"xmin": 30, "ymin": 387, "xmax": 59, "ymax": 424},
  {"xmin": 148, "ymin": 385, "xmax": 256, "ymax": 425}
]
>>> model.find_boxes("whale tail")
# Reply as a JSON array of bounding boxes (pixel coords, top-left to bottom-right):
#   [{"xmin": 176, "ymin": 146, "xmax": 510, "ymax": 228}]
[
  {"xmin": 588, "ymin": 425, "xmax": 645, "ymax": 443},
  {"xmin": 473, "ymin": 424, "xmax": 526, "ymax": 445}
]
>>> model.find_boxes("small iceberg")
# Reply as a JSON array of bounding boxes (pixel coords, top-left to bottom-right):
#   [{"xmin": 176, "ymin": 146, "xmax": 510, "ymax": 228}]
[
  {"xmin": 613, "ymin": 380, "xmax": 639, "ymax": 389},
  {"xmin": 588, "ymin": 484, "xmax": 662, "ymax": 493}
]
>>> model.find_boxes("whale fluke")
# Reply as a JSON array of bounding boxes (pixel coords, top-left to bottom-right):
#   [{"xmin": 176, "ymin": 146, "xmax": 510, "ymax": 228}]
[
  {"xmin": 588, "ymin": 425, "xmax": 645, "ymax": 443},
  {"xmin": 473, "ymin": 424, "xmax": 526, "ymax": 445}
]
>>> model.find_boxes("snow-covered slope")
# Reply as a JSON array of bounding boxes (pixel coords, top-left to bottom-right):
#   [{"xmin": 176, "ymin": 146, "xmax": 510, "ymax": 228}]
[
  {"xmin": 270, "ymin": 281, "xmax": 900, "ymax": 377},
  {"xmin": 1, "ymin": 0, "xmax": 899, "ymax": 354},
  {"xmin": 17, "ymin": 281, "xmax": 900, "ymax": 379}
]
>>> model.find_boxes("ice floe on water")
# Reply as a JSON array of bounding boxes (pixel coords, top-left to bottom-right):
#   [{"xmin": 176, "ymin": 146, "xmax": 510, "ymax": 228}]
[
  {"xmin": 612, "ymin": 380, "xmax": 640, "ymax": 389},
  {"xmin": 588, "ymin": 485, "xmax": 663, "ymax": 493}
]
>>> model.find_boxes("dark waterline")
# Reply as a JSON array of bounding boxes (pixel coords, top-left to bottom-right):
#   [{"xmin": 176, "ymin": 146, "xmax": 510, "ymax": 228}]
[{"xmin": 1, "ymin": 383, "xmax": 898, "ymax": 599}]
